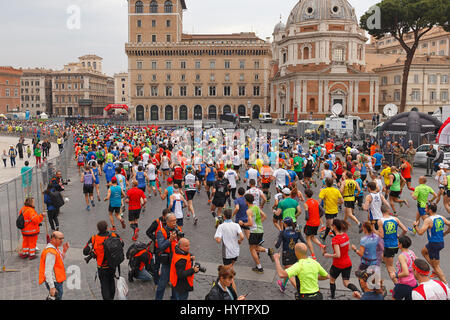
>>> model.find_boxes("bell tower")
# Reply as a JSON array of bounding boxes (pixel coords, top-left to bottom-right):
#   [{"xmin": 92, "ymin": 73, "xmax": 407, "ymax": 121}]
[{"xmin": 128, "ymin": 0, "xmax": 187, "ymax": 44}]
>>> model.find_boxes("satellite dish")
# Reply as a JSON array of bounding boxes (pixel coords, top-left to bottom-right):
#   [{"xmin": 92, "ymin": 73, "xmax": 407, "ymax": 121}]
[
  {"xmin": 332, "ymin": 103, "xmax": 343, "ymax": 116},
  {"xmin": 383, "ymin": 104, "xmax": 398, "ymax": 117}
]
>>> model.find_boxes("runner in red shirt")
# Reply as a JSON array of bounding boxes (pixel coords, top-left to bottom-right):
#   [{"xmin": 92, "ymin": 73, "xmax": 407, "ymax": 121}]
[
  {"xmin": 126, "ymin": 180, "xmax": 147, "ymax": 241},
  {"xmin": 303, "ymin": 189, "xmax": 326, "ymax": 260},
  {"xmin": 400, "ymin": 156, "xmax": 415, "ymax": 191},
  {"xmin": 322, "ymin": 219, "xmax": 361, "ymax": 299}
]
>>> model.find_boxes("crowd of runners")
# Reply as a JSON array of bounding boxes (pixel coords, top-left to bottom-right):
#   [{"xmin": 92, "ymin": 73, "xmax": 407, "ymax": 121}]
[{"xmin": 32, "ymin": 122, "xmax": 450, "ymax": 300}]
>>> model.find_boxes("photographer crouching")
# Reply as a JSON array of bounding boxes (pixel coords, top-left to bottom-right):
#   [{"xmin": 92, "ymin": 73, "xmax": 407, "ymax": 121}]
[{"xmin": 170, "ymin": 237, "xmax": 205, "ymax": 300}]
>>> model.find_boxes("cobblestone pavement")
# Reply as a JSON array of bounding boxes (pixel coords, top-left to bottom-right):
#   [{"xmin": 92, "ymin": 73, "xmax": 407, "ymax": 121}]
[{"xmin": 0, "ymin": 147, "xmax": 449, "ymax": 300}]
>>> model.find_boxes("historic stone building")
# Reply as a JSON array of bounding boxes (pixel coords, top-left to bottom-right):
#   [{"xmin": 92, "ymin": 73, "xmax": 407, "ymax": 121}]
[
  {"xmin": 0, "ymin": 66, "xmax": 22, "ymax": 115},
  {"xmin": 270, "ymin": 0, "xmax": 379, "ymax": 120},
  {"xmin": 51, "ymin": 55, "xmax": 114, "ymax": 117},
  {"xmin": 126, "ymin": 0, "xmax": 272, "ymax": 121},
  {"xmin": 20, "ymin": 68, "xmax": 53, "ymax": 117}
]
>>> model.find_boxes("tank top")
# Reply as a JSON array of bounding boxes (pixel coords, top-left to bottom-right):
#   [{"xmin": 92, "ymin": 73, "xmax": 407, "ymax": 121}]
[
  {"xmin": 171, "ymin": 193, "xmax": 183, "ymax": 219},
  {"xmin": 199, "ymin": 163, "xmax": 206, "ymax": 176},
  {"xmin": 206, "ymin": 166, "xmax": 216, "ymax": 181},
  {"xmin": 427, "ymin": 215, "xmax": 445, "ymax": 243},
  {"xmin": 401, "ymin": 162, "xmax": 412, "ymax": 179},
  {"xmin": 436, "ymin": 170, "xmax": 447, "ymax": 187},
  {"xmin": 390, "ymin": 173, "xmax": 401, "ymax": 191},
  {"xmin": 136, "ymin": 171, "xmax": 146, "ymax": 188},
  {"xmin": 381, "ymin": 217, "xmax": 399, "ymax": 248},
  {"xmin": 396, "ymin": 250, "xmax": 417, "ymax": 287},
  {"xmin": 369, "ymin": 192, "xmax": 383, "ymax": 221},
  {"xmin": 166, "ymin": 186, "xmax": 174, "ymax": 208},
  {"xmin": 249, "ymin": 206, "xmax": 263, "ymax": 234},
  {"xmin": 184, "ymin": 174, "xmax": 197, "ymax": 191},
  {"xmin": 83, "ymin": 172, "xmax": 94, "ymax": 186}
]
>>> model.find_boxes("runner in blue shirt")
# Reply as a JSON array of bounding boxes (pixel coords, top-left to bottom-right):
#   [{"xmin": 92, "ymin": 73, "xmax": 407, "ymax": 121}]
[{"xmin": 103, "ymin": 160, "xmax": 116, "ymax": 187}]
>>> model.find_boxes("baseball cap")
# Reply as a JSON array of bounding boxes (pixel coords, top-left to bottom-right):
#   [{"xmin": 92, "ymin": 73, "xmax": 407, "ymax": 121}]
[
  {"xmin": 282, "ymin": 188, "xmax": 291, "ymax": 195},
  {"xmin": 111, "ymin": 177, "xmax": 117, "ymax": 183},
  {"xmin": 167, "ymin": 177, "xmax": 173, "ymax": 183},
  {"xmin": 283, "ymin": 217, "xmax": 293, "ymax": 225}
]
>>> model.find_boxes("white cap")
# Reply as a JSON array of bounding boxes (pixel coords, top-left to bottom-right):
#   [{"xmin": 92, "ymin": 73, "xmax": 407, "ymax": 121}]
[
  {"xmin": 439, "ymin": 163, "xmax": 449, "ymax": 169},
  {"xmin": 282, "ymin": 188, "xmax": 291, "ymax": 195}
]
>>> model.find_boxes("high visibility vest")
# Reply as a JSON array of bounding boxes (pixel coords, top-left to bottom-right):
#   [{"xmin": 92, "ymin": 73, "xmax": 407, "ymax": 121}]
[
  {"xmin": 91, "ymin": 232, "xmax": 118, "ymax": 268},
  {"xmin": 154, "ymin": 218, "xmax": 164, "ymax": 249},
  {"xmin": 170, "ymin": 250, "xmax": 194, "ymax": 288},
  {"xmin": 158, "ymin": 226, "xmax": 182, "ymax": 254},
  {"xmin": 21, "ymin": 207, "xmax": 43, "ymax": 237},
  {"xmin": 39, "ymin": 247, "xmax": 66, "ymax": 285}
]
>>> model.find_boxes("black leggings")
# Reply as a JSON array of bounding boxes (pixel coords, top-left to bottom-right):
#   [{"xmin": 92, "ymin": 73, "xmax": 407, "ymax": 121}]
[
  {"xmin": 48, "ymin": 209, "xmax": 60, "ymax": 230},
  {"xmin": 98, "ymin": 267, "xmax": 116, "ymax": 300}
]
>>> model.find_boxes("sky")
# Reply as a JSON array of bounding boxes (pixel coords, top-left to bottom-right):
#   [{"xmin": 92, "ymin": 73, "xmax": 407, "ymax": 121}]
[{"xmin": 0, "ymin": 0, "xmax": 379, "ymax": 76}]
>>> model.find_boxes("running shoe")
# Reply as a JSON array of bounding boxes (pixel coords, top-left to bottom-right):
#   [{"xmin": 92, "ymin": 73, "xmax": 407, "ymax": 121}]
[
  {"xmin": 215, "ymin": 217, "xmax": 220, "ymax": 229},
  {"xmin": 277, "ymin": 280, "xmax": 286, "ymax": 293},
  {"xmin": 91, "ymin": 200, "xmax": 95, "ymax": 208},
  {"xmin": 311, "ymin": 254, "xmax": 317, "ymax": 261},
  {"xmin": 252, "ymin": 267, "xmax": 264, "ymax": 274},
  {"xmin": 86, "ymin": 205, "xmax": 90, "ymax": 212},
  {"xmin": 186, "ymin": 213, "xmax": 190, "ymax": 220},
  {"xmin": 211, "ymin": 211, "xmax": 216, "ymax": 218},
  {"xmin": 391, "ymin": 212, "xmax": 398, "ymax": 217},
  {"xmin": 268, "ymin": 248, "xmax": 275, "ymax": 263},
  {"xmin": 132, "ymin": 228, "xmax": 139, "ymax": 241},
  {"xmin": 193, "ymin": 216, "xmax": 198, "ymax": 225}
]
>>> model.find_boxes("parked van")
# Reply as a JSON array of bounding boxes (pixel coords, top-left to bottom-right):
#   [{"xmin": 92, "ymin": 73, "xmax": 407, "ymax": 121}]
[{"xmin": 259, "ymin": 113, "xmax": 273, "ymax": 123}]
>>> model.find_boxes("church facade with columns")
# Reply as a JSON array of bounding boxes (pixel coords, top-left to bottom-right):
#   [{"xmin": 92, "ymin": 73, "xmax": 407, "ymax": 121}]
[{"xmin": 270, "ymin": 0, "xmax": 379, "ymax": 120}]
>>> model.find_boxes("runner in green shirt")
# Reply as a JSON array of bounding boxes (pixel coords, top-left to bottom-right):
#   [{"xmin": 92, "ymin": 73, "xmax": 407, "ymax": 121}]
[
  {"xmin": 276, "ymin": 189, "xmax": 301, "ymax": 223},
  {"xmin": 274, "ymin": 243, "xmax": 329, "ymax": 300},
  {"xmin": 293, "ymin": 154, "xmax": 304, "ymax": 182},
  {"xmin": 411, "ymin": 176, "xmax": 437, "ymax": 232},
  {"xmin": 388, "ymin": 166, "xmax": 408, "ymax": 217}
]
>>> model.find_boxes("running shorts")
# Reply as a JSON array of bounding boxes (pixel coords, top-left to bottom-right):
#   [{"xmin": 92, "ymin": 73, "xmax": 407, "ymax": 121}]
[
  {"xmin": 128, "ymin": 209, "xmax": 141, "ymax": 221},
  {"xmin": 83, "ymin": 185, "xmax": 94, "ymax": 194},
  {"xmin": 212, "ymin": 197, "xmax": 226, "ymax": 208},
  {"xmin": 344, "ymin": 200, "xmax": 355, "ymax": 209},
  {"xmin": 330, "ymin": 265, "xmax": 352, "ymax": 280},
  {"xmin": 383, "ymin": 247, "xmax": 399, "ymax": 258},
  {"xmin": 304, "ymin": 225, "xmax": 319, "ymax": 236},
  {"xmin": 248, "ymin": 233, "xmax": 264, "ymax": 246},
  {"xmin": 109, "ymin": 206, "xmax": 121, "ymax": 214},
  {"xmin": 185, "ymin": 190, "xmax": 196, "ymax": 201},
  {"xmin": 282, "ymin": 250, "xmax": 297, "ymax": 266},
  {"xmin": 390, "ymin": 190, "xmax": 401, "ymax": 198},
  {"xmin": 418, "ymin": 205, "xmax": 427, "ymax": 217},
  {"xmin": 222, "ymin": 257, "xmax": 238, "ymax": 266},
  {"xmin": 262, "ymin": 182, "xmax": 271, "ymax": 190},
  {"xmin": 325, "ymin": 213, "xmax": 338, "ymax": 220},
  {"xmin": 426, "ymin": 242, "xmax": 444, "ymax": 260}
]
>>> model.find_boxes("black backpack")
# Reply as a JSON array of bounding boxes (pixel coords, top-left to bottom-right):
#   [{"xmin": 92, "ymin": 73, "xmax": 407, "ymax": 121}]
[
  {"xmin": 16, "ymin": 209, "xmax": 26, "ymax": 230},
  {"xmin": 49, "ymin": 190, "xmax": 65, "ymax": 209},
  {"xmin": 103, "ymin": 233, "xmax": 125, "ymax": 271},
  {"xmin": 126, "ymin": 242, "xmax": 149, "ymax": 270}
]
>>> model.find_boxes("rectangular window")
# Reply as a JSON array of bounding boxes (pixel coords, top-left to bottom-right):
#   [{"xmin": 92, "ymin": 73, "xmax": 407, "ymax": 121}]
[
  {"xmin": 152, "ymin": 20, "xmax": 156, "ymax": 27},
  {"xmin": 209, "ymin": 86, "xmax": 216, "ymax": 96},
  {"xmin": 239, "ymin": 86, "xmax": 246, "ymax": 96},
  {"xmin": 414, "ymin": 74, "xmax": 419, "ymax": 84},
  {"xmin": 439, "ymin": 50, "xmax": 445, "ymax": 56},
  {"xmin": 440, "ymin": 39, "xmax": 446, "ymax": 45},
  {"xmin": 151, "ymin": 86, "xmax": 158, "ymax": 96},
  {"xmin": 422, "ymin": 43, "xmax": 428, "ymax": 48},
  {"xmin": 152, "ymin": 61, "xmax": 157, "ymax": 69},
  {"xmin": 195, "ymin": 74, "xmax": 201, "ymax": 81},
  {"xmin": 253, "ymin": 86, "xmax": 260, "ymax": 96},
  {"xmin": 137, "ymin": 74, "xmax": 142, "ymax": 81},
  {"xmin": 255, "ymin": 74, "xmax": 260, "ymax": 81},
  {"xmin": 240, "ymin": 61, "xmax": 245, "ymax": 69},
  {"xmin": 210, "ymin": 61, "xmax": 216, "ymax": 69},
  {"xmin": 428, "ymin": 74, "xmax": 437, "ymax": 84},
  {"xmin": 441, "ymin": 75, "xmax": 448, "ymax": 84},
  {"xmin": 166, "ymin": 86, "xmax": 172, "ymax": 96},
  {"xmin": 224, "ymin": 86, "xmax": 231, "ymax": 96},
  {"xmin": 166, "ymin": 61, "xmax": 172, "ymax": 69},
  {"xmin": 441, "ymin": 90, "xmax": 448, "ymax": 101},
  {"xmin": 166, "ymin": 74, "xmax": 171, "ymax": 81},
  {"xmin": 382, "ymin": 90, "xmax": 387, "ymax": 101},
  {"xmin": 181, "ymin": 74, "xmax": 186, "ymax": 81},
  {"xmin": 152, "ymin": 35, "xmax": 157, "ymax": 42},
  {"xmin": 254, "ymin": 61, "xmax": 260, "ymax": 69},
  {"xmin": 195, "ymin": 61, "xmax": 201, "ymax": 69},
  {"xmin": 137, "ymin": 61, "xmax": 143, "ymax": 69},
  {"xmin": 394, "ymin": 75, "xmax": 401, "ymax": 85},
  {"xmin": 210, "ymin": 74, "xmax": 215, "ymax": 82},
  {"xmin": 381, "ymin": 76, "xmax": 388, "ymax": 85},
  {"xmin": 180, "ymin": 61, "xmax": 186, "ymax": 69},
  {"xmin": 180, "ymin": 86, "xmax": 187, "ymax": 96},
  {"xmin": 136, "ymin": 86, "xmax": 144, "ymax": 97},
  {"xmin": 225, "ymin": 74, "xmax": 230, "ymax": 82},
  {"xmin": 225, "ymin": 61, "xmax": 230, "ymax": 69},
  {"xmin": 166, "ymin": 35, "xmax": 171, "ymax": 43},
  {"xmin": 152, "ymin": 74, "xmax": 157, "ymax": 81},
  {"xmin": 137, "ymin": 20, "xmax": 142, "ymax": 28},
  {"xmin": 166, "ymin": 20, "xmax": 171, "ymax": 27},
  {"xmin": 195, "ymin": 86, "xmax": 202, "ymax": 96},
  {"xmin": 240, "ymin": 74, "xmax": 244, "ymax": 82},
  {"xmin": 5, "ymin": 89, "xmax": 10, "ymax": 97},
  {"xmin": 394, "ymin": 91, "xmax": 400, "ymax": 101},
  {"xmin": 137, "ymin": 34, "xmax": 142, "ymax": 43},
  {"xmin": 430, "ymin": 90, "xmax": 436, "ymax": 101}
]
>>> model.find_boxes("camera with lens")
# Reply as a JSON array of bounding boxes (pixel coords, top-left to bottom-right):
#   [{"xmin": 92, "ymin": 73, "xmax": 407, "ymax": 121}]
[
  {"xmin": 171, "ymin": 230, "xmax": 185, "ymax": 239},
  {"xmin": 194, "ymin": 263, "xmax": 206, "ymax": 273},
  {"xmin": 84, "ymin": 248, "xmax": 96, "ymax": 264}
]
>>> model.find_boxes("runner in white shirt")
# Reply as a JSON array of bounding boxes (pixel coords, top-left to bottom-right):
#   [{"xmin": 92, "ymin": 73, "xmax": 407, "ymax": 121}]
[
  {"xmin": 224, "ymin": 164, "xmax": 238, "ymax": 206},
  {"xmin": 183, "ymin": 166, "xmax": 199, "ymax": 224},
  {"xmin": 214, "ymin": 209, "xmax": 244, "ymax": 266},
  {"xmin": 412, "ymin": 259, "xmax": 450, "ymax": 300},
  {"xmin": 273, "ymin": 165, "xmax": 290, "ymax": 192},
  {"xmin": 363, "ymin": 181, "xmax": 391, "ymax": 226},
  {"xmin": 142, "ymin": 152, "xmax": 149, "ymax": 166},
  {"xmin": 244, "ymin": 165, "xmax": 260, "ymax": 189},
  {"xmin": 245, "ymin": 179, "xmax": 266, "ymax": 207},
  {"xmin": 169, "ymin": 185, "xmax": 187, "ymax": 227},
  {"xmin": 146, "ymin": 162, "xmax": 158, "ymax": 197}
]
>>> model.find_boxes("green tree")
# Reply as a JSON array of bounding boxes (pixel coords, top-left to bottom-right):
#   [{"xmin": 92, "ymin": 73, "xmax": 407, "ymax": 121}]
[{"xmin": 360, "ymin": 0, "xmax": 449, "ymax": 113}]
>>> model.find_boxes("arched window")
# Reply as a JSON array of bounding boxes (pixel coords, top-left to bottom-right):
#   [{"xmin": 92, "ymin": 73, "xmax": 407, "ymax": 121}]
[
  {"xmin": 223, "ymin": 105, "xmax": 232, "ymax": 114},
  {"xmin": 194, "ymin": 105, "xmax": 203, "ymax": 120},
  {"xmin": 165, "ymin": 105, "xmax": 173, "ymax": 120},
  {"xmin": 150, "ymin": 0, "xmax": 158, "ymax": 13},
  {"xmin": 360, "ymin": 98, "xmax": 368, "ymax": 112},
  {"xmin": 208, "ymin": 105, "xmax": 217, "ymax": 120},
  {"xmin": 151, "ymin": 105, "xmax": 159, "ymax": 121},
  {"xmin": 308, "ymin": 98, "xmax": 315, "ymax": 112},
  {"xmin": 238, "ymin": 105, "xmax": 246, "ymax": 116},
  {"xmin": 136, "ymin": 105, "xmax": 145, "ymax": 121},
  {"xmin": 135, "ymin": 1, "xmax": 144, "ymax": 13},
  {"xmin": 303, "ymin": 47, "xmax": 310, "ymax": 60},
  {"xmin": 179, "ymin": 105, "xmax": 188, "ymax": 120},
  {"xmin": 164, "ymin": 0, "xmax": 173, "ymax": 13}
]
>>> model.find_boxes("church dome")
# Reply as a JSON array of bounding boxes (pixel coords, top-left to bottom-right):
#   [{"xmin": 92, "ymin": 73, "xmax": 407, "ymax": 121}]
[
  {"xmin": 286, "ymin": 0, "xmax": 357, "ymax": 28},
  {"xmin": 274, "ymin": 21, "xmax": 286, "ymax": 34}
]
